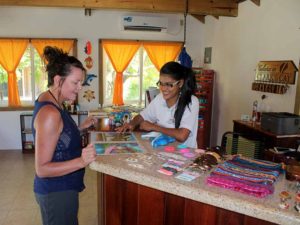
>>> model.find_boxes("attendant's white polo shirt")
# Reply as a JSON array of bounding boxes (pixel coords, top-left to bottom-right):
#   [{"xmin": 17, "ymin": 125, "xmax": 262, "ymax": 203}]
[{"xmin": 140, "ymin": 93, "xmax": 199, "ymax": 148}]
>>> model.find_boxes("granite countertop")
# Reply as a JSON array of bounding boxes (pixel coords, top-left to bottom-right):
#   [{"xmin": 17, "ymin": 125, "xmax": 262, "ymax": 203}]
[{"xmin": 89, "ymin": 132, "xmax": 300, "ymax": 225}]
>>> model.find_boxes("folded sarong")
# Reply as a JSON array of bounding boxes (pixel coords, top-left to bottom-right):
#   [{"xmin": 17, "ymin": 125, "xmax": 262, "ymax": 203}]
[{"xmin": 206, "ymin": 155, "xmax": 281, "ymax": 197}]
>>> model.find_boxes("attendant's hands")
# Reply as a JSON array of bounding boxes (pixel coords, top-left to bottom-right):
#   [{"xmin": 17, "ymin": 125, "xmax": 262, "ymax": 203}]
[
  {"xmin": 81, "ymin": 143, "xmax": 97, "ymax": 167},
  {"xmin": 80, "ymin": 116, "xmax": 97, "ymax": 130},
  {"xmin": 139, "ymin": 121, "xmax": 156, "ymax": 131},
  {"xmin": 115, "ymin": 122, "xmax": 135, "ymax": 132}
]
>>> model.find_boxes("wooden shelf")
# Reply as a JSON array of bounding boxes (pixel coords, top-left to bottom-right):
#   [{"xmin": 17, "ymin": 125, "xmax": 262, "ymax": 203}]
[
  {"xmin": 20, "ymin": 113, "xmax": 34, "ymax": 153},
  {"xmin": 22, "ymin": 129, "xmax": 32, "ymax": 134},
  {"xmin": 194, "ymin": 68, "xmax": 214, "ymax": 148},
  {"xmin": 19, "ymin": 111, "xmax": 89, "ymax": 152}
]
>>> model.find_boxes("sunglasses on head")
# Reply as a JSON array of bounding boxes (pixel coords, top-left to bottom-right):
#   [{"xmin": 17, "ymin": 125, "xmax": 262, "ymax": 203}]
[{"xmin": 156, "ymin": 80, "xmax": 180, "ymax": 88}]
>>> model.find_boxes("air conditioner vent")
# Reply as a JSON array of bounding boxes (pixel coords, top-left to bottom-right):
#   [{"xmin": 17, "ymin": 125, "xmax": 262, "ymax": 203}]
[
  {"xmin": 122, "ymin": 16, "xmax": 168, "ymax": 32},
  {"xmin": 124, "ymin": 26, "xmax": 164, "ymax": 32}
]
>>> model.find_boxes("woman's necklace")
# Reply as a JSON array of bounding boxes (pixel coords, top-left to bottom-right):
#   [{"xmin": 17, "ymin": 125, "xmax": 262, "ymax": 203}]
[{"xmin": 48, "ymin": 90, "xmax": 63, "ymax": 110}]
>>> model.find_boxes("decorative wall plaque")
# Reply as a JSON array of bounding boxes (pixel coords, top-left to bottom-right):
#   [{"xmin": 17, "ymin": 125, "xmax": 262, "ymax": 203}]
[
  {"xmin": 84, "ymin": 41, "xmax": 92, "ymax": 55},
  {"xmin": 84, "ymin": 56, "xmax": 93, "ymax": 69},
  {"xmin": 255, "ymin": 61, "xmax": 297, "ymax": 84},
  {"xmin": 252, "ymin": 61, "xmax": 298, "ymax": 94}
]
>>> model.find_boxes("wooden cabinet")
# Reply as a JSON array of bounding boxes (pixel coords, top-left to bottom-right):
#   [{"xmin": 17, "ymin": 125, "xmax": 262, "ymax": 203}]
[
  {"xmin": 233, "ymin": 120, "xmax": 300, "ymax": 149},
  {"xmin": 194, "ymin": 68, "xmax": 214, "ymax": 149},
  {"xmin": 233, "ymin": 120, "xmax": 300, "ymax": 160},
  {"xmin": 97, "ymin": 174, "xmax": 276, "ymax": 225},
  {"xmin": 20, "ymin": 113, "xmax": 34, "ymax": 153}
]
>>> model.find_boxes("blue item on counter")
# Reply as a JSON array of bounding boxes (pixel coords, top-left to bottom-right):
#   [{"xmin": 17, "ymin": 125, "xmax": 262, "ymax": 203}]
[
  {"xmin": 141, "ymin": 131, "xmax": 161, "ymax": 140},
  {"xmin": 151, "ymin": 134, "xmax": 175, "ymax": 148}
]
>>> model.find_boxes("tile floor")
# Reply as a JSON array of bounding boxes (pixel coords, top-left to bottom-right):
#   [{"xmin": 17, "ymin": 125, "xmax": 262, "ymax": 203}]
[{"xmin": 0, "ymin": 150, "xmax": 98, "ymax": 225}]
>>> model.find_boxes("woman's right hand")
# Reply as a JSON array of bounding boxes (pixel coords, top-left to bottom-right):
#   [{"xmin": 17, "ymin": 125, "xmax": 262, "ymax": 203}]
[
  {"xmin": 115, "ymin": 122, "xmax": 135, "ymax": 133},
  {"xmin": 81, "ymin": 143, "xmax": 97, "ymax": 167}
]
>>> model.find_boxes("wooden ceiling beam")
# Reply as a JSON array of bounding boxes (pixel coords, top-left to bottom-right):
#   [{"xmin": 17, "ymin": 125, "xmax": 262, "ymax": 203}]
[
  {"xmin": 251, "ymin": 0, "xmax": 260, "ymax": 6},
  {"xmin": 0, "ymin": 0, "xmax": 242, "ymax": 17},
  {"xmin": 191, "ymin": 14, "xmax": 206, "ymax": 24},
  {"xmin": 0, "ymin": 0, "xmax": 185, "ymax": 13},
  {"xmin": 189, "ymin": 0, "xmax": 239, "ymax": 17}
]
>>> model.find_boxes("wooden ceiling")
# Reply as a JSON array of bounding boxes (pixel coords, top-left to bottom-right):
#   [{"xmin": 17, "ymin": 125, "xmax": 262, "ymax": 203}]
[{"xmin": 0, "ymin": 0, "xmax": 260, "ymax": 23}]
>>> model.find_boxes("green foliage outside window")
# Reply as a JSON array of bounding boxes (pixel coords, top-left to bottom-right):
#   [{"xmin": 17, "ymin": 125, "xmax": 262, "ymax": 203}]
[
  {"xmin": 104, "ymin": 47, "xmax": 159, "ymax": 105},
  {"xmin": 0, "ymin": 66, "xmax": 6, "ymax": 83},
  {"xmin": 0, "ymin": 66, "xmax": 7, "ymax": 101}
]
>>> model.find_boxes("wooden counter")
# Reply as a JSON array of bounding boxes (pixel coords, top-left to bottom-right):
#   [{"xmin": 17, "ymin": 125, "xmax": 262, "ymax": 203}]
[{"xmin": 89, "ymin": 133, "xmax": 300, "ymax": 225}]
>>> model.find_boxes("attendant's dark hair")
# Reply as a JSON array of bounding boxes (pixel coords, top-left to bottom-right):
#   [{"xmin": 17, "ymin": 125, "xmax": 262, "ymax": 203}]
[
  {"xmin": 43, "ymin": 46, "xmax": 86, "ymax": 87},
  {"xmin": 160, "ymin": 61, "xmax": 197, "ymax": 128}
]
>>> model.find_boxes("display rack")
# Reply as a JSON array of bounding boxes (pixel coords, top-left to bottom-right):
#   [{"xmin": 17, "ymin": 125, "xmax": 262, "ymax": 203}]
[
  {"xmin": 20, "ymin": 112, "xmax": 34, "ymax": 153},
  {"xmin": 194, "ymin": 68, "xmax": 215, "ymax": 148}
]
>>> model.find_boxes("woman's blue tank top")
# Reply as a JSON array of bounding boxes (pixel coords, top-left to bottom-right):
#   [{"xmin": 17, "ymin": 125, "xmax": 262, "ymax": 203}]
[{"xmin": 32, "ymin": 100, "xmax": 85, "ymax": 194}]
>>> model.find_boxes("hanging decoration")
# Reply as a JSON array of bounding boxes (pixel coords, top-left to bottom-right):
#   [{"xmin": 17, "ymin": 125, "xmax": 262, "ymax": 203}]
[
  {"xmin": 83, "ymin": 89, "xmax": 95, "ymax": 102},
  {"xmin": 178, "ymin": 0, "xmax": 193, "ymax": 68},
  {"xmin": 84, "ymin": 41, "xmax": 92, "ymax": 55},
  {"xmin": 81, "ymin": 40, "xmax": 96, "ymax": 105},
  {"xmin": 84, "ymin": 56, "xmax": 93, "ymax": 69},
  {"xmin": 82, "ymin": 73, "xmax": 97, "ymax": 86},
  {"xmin": 179, "ymin": 47, "xmax": 192, "ymax": 68}
]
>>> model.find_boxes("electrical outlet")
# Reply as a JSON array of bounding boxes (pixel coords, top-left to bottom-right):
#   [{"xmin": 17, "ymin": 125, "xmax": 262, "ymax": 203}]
[
  {"xmin": 241, "ymin": 114, "xmax": 250, "ymax": 121},
  {"xmin": 180, "ymin": 19, "xmax": 184, "ymax": 26}
]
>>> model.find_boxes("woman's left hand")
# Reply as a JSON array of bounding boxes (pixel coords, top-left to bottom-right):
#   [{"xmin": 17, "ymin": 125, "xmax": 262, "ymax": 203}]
[
  {"xmin": 80, "ymin": 116, "xmax": 97, "ymax": 130},
  {"xmin": 81, "ymin": 143, "xmax": 97, "ymax": 166}
]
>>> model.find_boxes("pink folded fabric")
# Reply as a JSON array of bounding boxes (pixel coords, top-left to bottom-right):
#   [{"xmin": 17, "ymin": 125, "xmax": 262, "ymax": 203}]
[
  {"xmin": 206, "ymin": 155, "xmax": 280, "ymax": 198},
  {"xmin": 207, "ymin": 175, "xmax": 274, "ymax": 198}
]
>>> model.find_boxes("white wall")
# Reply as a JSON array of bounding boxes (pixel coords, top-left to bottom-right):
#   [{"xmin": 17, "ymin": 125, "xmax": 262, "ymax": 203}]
[
  {"xmin": 200, "ymin": 0, "xmax": 300, "ymax": 146},
  {"xmin": 3, "ymin": 0, "xmax": 299, "ymax": 150},
  {"xmin": 0, "ymin": 111, "xmax": 23, "ymax": 150},
  {"xmin": 0, "ymin": 6, "xmax": 203, "ymax": 149}
]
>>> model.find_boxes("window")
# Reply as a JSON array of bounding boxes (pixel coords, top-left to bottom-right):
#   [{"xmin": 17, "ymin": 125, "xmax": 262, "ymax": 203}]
[
  {"xmin": 101, "ymin": 40, "xmax": 182, "ymax": 106},
  {"xmin": 0, "ymin": 44, "xmax": 47, "ymax": 107},
  {"xmin": 103, "ymin": 47, "xmax": 159, "ymax": 105},
  {"xmin": 0, "ymin": 39, "xmax": 76, "ymax": 108}
]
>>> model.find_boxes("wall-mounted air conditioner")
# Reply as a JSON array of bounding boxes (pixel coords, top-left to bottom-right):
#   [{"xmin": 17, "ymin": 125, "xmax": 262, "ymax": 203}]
[{"xmin": 122, "ymin": 15, "xmax": 168, "ymax": 32}]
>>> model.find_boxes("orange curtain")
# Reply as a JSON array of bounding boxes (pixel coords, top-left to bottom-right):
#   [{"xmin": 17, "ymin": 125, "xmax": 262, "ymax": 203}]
[
  {"xmin": 102, "ymin": 40, "xmax": 140, "ymax": 105},
  {"xmin": 143, "ymin": 42, "xmax": 182, "ymax": 71},
  {"xmin": 31, "ymin": 39, "xmax": 74, "ymax": 57},
  {"xmin": 0, "ymin": 39, "xmax": 29, "ymax": 106}
]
